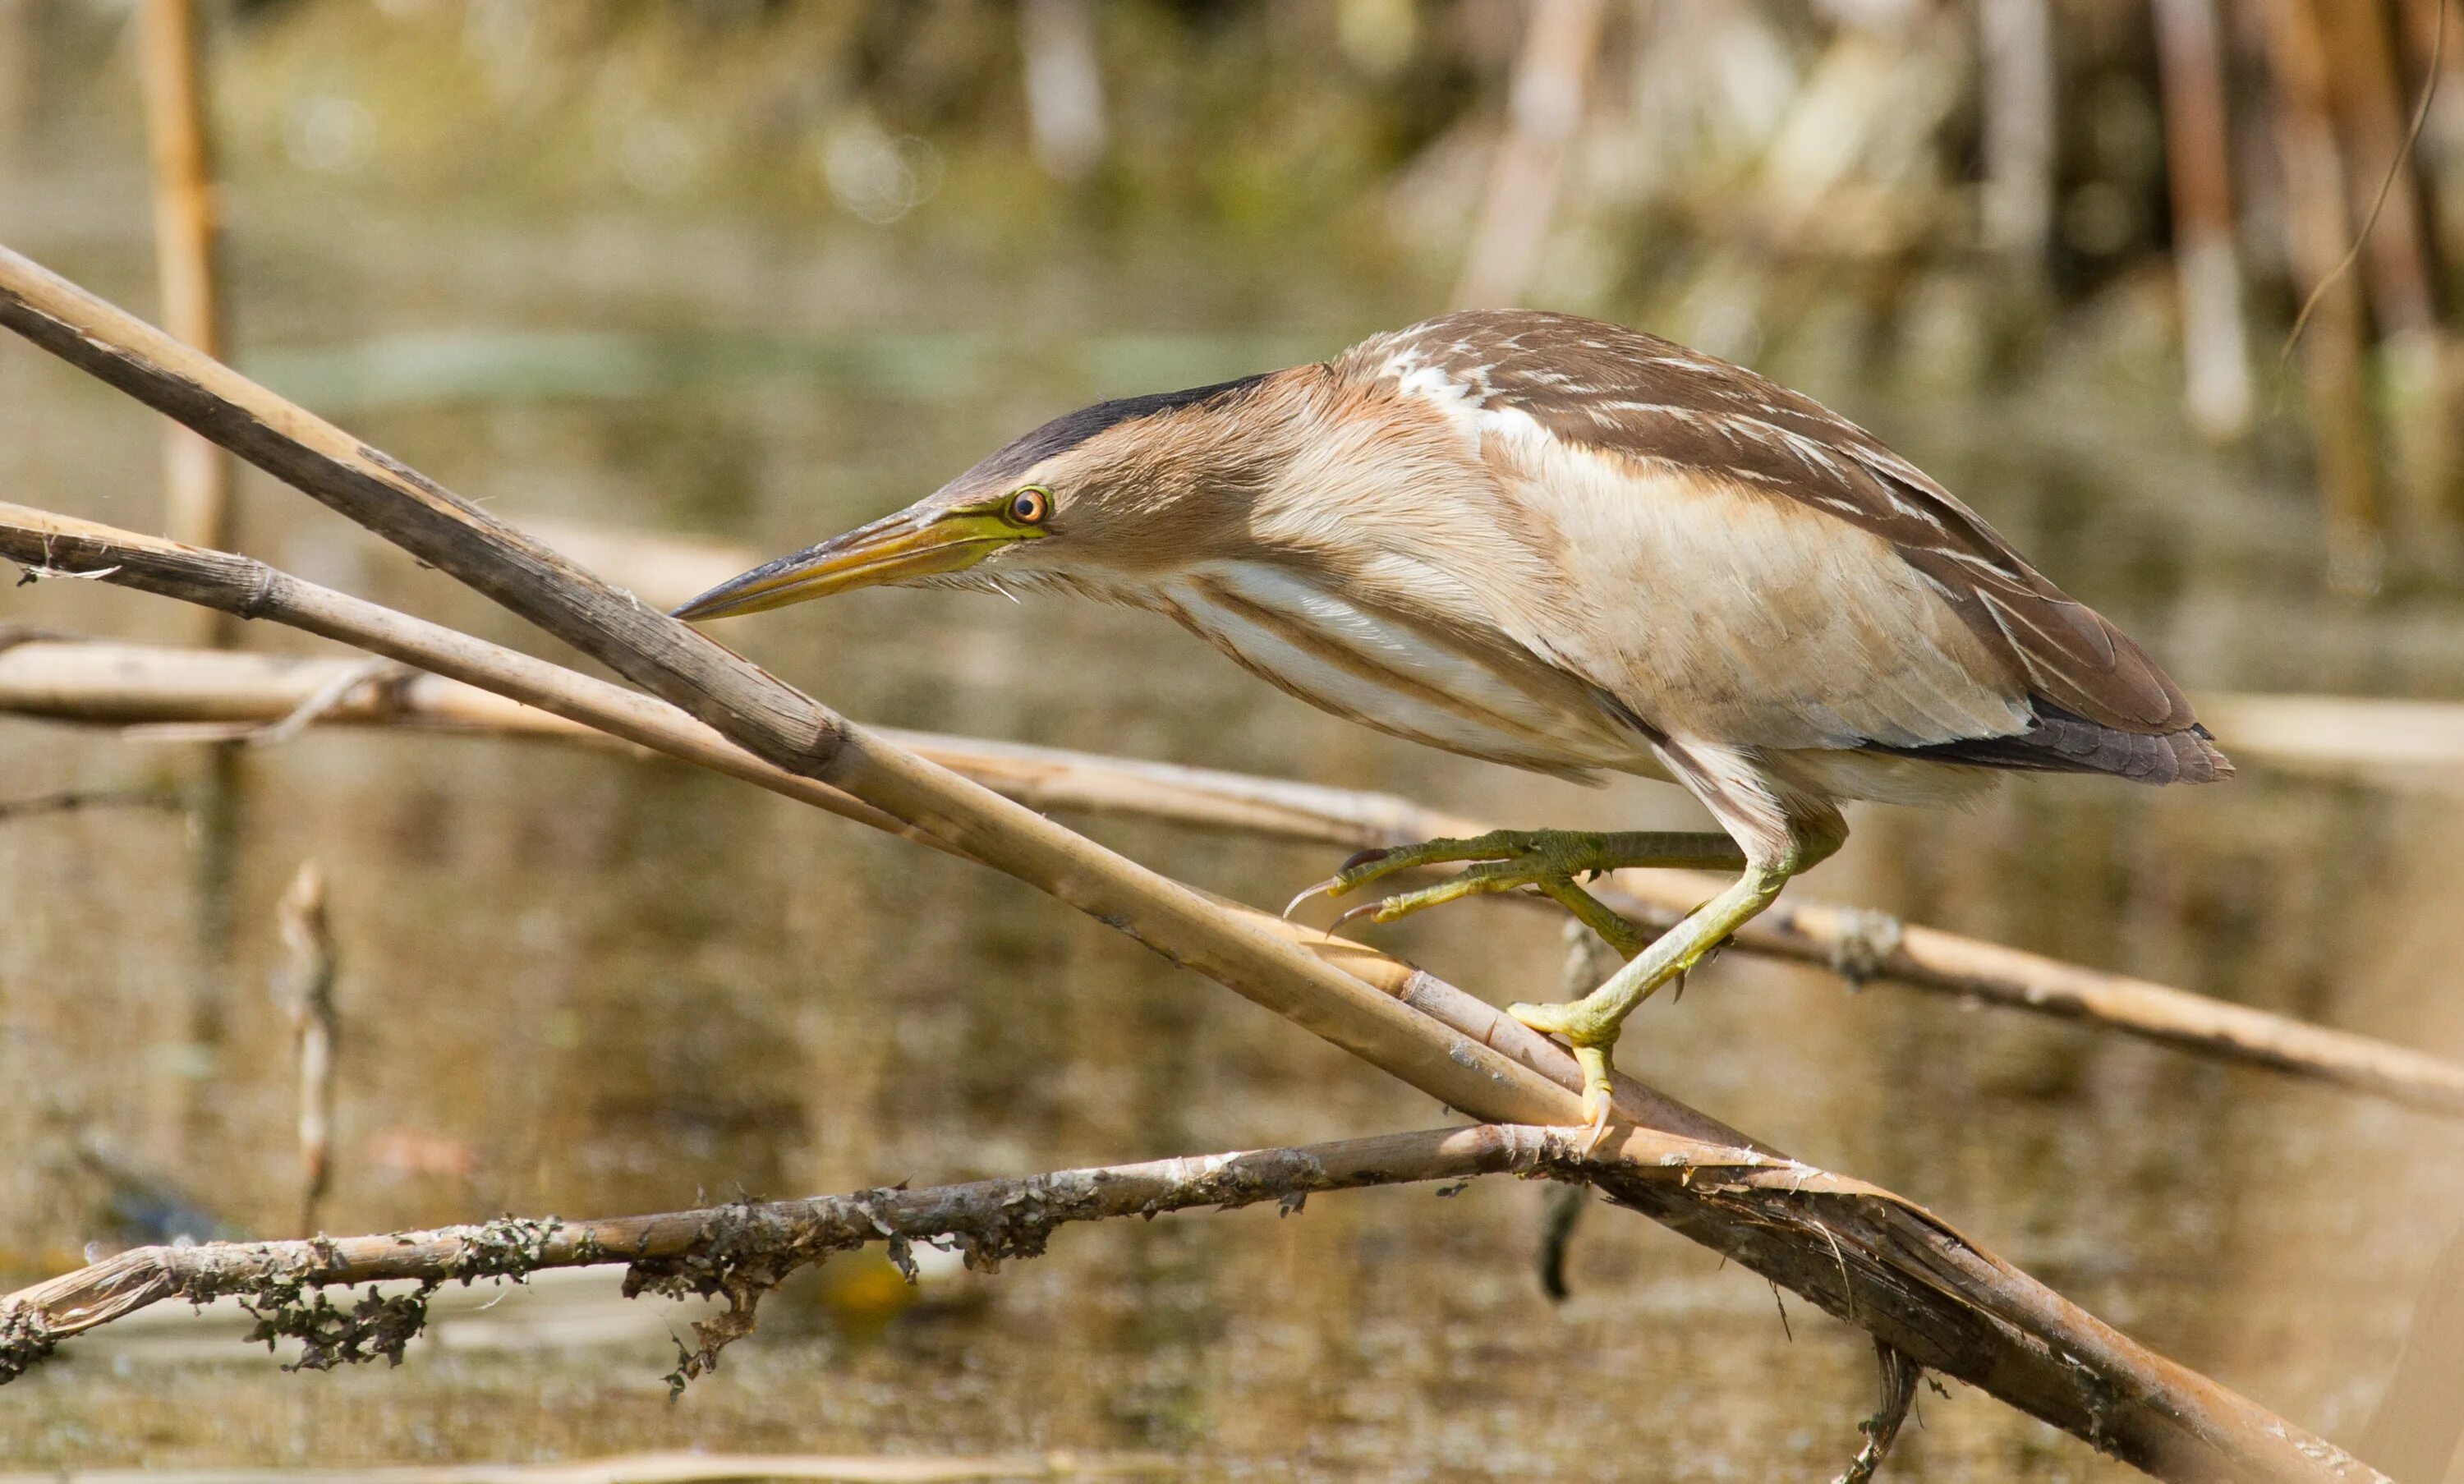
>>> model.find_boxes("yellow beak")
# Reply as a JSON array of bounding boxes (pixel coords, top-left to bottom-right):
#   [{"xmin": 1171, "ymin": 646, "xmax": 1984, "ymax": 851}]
[{"xmin": 671, "ymin": 508, "xmax": 1026, "ymax": 621}]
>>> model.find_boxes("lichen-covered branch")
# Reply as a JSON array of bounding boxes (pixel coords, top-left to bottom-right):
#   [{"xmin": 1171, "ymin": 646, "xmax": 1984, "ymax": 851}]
[{"xmin": 0, "ymin": 1124, "xmax": 1809, "ymax": 1387}]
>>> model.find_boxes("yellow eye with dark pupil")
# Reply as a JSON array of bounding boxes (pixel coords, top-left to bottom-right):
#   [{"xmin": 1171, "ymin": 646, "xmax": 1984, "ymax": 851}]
[{"xmin": 1008, "ymin": 488, "xmax": 1050, "ymax": 525}]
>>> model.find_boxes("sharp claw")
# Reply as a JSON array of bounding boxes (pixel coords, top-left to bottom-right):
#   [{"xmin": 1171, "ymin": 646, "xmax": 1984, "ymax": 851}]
[
  {"xmin": 1282, "ymin": 877, "xmax": 1344, "ymax": 919},
  {"xmin": 1579, "ymin": 1087, "xmax": 1615, "ymax": 1152},
  {"xmin": 1333, "ymin": 898, "xmax": 1387, "ymax": 929}
]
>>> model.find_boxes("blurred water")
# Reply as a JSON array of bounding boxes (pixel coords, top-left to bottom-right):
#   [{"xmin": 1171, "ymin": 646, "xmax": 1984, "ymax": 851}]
[{"xmin": 6, "ymin": 15, "xmax": 2464, "ymax": 1484}]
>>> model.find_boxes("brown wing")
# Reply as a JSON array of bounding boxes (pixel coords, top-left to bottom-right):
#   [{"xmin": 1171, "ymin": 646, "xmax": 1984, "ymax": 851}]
[{"xmin": 1367, "ymin": 310, "xmax": 2223, "ymax": 780}]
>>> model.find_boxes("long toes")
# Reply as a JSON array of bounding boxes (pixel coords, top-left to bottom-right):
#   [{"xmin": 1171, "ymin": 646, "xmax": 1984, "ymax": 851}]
[
  {"xmin": 1294, "ymin": 833, "xmax": 1616, "ymax": 936},
  {"xmin": 1312, "ymin": 855, "xmax": 1412, "ymax": 905},
  {"xmin": 1331, "ymin": 889, "xmax": 1450, "ymax": 933},
  {"xmin": 1312, "ymin": 833, "xmax": 1539, "ymax": 900},
  {"xmin": 1285, "ymin": 848, "xmax": 1430, "ymax": 915}
]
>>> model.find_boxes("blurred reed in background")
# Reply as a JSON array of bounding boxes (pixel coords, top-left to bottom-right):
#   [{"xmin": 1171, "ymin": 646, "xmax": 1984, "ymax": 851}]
[{"xmin": 7, "ymin": 0, "xmax": 2451, "ymax": 586}]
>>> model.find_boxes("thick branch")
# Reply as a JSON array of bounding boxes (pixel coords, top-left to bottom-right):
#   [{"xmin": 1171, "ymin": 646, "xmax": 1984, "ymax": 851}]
[
  {"xmin": 8, "ymin": 633, "xmax": 2463, "ymax": 1122},
  {"xmin": 0, "ymin": 245, "xmax": 2385, "ymax": 1482}
]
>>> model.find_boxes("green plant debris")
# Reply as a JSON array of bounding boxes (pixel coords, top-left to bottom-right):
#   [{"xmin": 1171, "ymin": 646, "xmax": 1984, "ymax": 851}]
[{"xmin": 241, "ymin": 1281, "xmax": 438, "ymax": 1372}]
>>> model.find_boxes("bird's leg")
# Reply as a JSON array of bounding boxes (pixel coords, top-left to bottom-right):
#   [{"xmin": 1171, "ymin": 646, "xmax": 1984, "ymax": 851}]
[
  {"xmin": 1508, "ymin": 864, "xmax": 1793, "ymax": 1129},
  {"xmin": 1294, "ymin": 829, "xmax": 1747, "ymax": 958}
]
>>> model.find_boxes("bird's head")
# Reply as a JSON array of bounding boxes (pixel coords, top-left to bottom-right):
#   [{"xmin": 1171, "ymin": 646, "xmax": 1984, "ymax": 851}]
[{"xmin": 672, "ymin": 371, "xmax": 1292, "ymax": 621}]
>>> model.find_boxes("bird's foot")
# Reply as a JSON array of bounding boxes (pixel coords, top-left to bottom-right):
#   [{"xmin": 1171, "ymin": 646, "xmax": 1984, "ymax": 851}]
[
  {"xmin": 1508, "ymin": 981, "xmax": 1667, "ymax": 1142},
  {"xmin": 1286, "ymin": 829, "xmax": 1744, "ymax": 959},
  {"xmin": 1508, "ymin": 862, "xmax": 1797, "ymax": 1133},
  {"xmin": 1509, "ymin": 949, "xmax": 1707, "ymax": 1142}
]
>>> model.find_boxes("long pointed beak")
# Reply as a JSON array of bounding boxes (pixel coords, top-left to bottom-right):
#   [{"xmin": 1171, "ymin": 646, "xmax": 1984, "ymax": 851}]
[{"xmin": 671, "ymin": 508, "xmax": 1018, "ymax": 621}]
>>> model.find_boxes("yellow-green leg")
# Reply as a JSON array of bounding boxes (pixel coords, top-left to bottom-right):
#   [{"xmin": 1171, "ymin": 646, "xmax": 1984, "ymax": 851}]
[
  {"xmin": 1293, "ymin": 829, "xmax": 1748, "ymax": 958},
  {"xmin": 1509, "ymin": 864, "xmax": 1793, "ymax": 1131},
  {"xmin": 1290, "ymin": 826, "xmax": 1804, "ymax": 1135}
]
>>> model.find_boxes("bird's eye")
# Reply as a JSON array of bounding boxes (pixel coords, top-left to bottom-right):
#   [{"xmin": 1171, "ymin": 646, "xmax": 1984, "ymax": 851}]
[{"xmin": 1007, "ymin": 487, "xmax": 1051, "ymax": 525}]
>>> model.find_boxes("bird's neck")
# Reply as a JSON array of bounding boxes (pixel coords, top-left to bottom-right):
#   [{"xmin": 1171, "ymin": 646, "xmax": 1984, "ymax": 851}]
[
  {"xmin": 1060, "ymin": 365, "xmax": 1559, "ymax": 640},
  {"xmin": 1228, "ymin": 372, "xmax": 1562, "ymax": 631}
]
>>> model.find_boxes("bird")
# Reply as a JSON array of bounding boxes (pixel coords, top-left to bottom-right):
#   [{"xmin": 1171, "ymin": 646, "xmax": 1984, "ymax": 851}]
[{"xmin": 675, "ymin": 310, "xmax": 2230, "ymax": 1128}]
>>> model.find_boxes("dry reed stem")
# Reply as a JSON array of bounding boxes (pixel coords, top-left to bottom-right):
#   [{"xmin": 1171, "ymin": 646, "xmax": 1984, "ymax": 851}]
[
  {"xmin": 0, "ymin": 244, "xmax": 2386, "ymax": 1482},
  {"xmin": 1018, "ymin": 0, "xmax": 1107, "ymax": 184},
  {"xmin": 1977, "ymin": 0, "xmax": 2057, "ymax": 258},
  {"xmin": 136, "ymin": 0, "xmax": 246, "ymax": 1155},
  {"xmin": 2263, "ymin": 0, "xmax": 2385, "ymax": 588},
  {"xmin": 2190, "ymin": 688, "xmax": 2464, "ymax": 783},
  {"xmin": 136, "ymin": 0, "xmax": 233, "ymax": 643},
  {"xmin": 1450, "ymin": 0, "xmax": 1606, "ymax": 309},
  {"xmin": 7, "ymin": 634, "xmax": 2464, "ymax": 1120},
  {"xmin": 2153, "ymin": 0, "xmax": 2255, "ymax": 438},
  {"xmin": 272, "ymin": 860, "xmax": 338, "ymax": 1235},
  {"xmin": 2316, "ymin": 0, "xmax": 2440, "ymax": 344},
  {"xmin": 2356, "ymin": 1215, "xmax": 2464, "ymax": 1482},
  {"xmin": 2320, "ymin": 0, "xmax": 2452, "ymax": 533}
]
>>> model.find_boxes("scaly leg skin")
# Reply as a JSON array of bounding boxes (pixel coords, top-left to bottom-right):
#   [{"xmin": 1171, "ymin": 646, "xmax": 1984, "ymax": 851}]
[
  {"xmin": 1509, "ymin": 864, "xmax": 1792, "ymax": 1136},
  {"xmin": 1291, "ymin": 829, "xmax": 1749, "ymax": 959}
]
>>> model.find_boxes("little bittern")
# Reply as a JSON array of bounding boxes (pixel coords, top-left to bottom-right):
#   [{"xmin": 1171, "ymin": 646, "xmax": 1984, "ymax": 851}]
[{"xmin": 678, "ymin": 311, "xmax": 2229, "ymax": 1124}]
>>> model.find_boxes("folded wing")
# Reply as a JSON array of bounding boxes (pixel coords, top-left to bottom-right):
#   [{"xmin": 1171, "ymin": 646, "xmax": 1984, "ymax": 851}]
[{"xmin": 1359, "ymin": 310, "xmax": 2228, "ymax": 784}]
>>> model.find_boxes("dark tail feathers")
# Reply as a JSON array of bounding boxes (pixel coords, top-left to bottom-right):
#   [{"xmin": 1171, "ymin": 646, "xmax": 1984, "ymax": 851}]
[{"xmin": 1870, "ymin": 703, "xmax": 2233, "ymax": 785}]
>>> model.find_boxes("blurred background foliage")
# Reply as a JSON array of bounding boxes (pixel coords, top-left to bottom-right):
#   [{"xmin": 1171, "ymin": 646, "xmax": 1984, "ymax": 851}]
[{"xmin": 7, "ymin": 0, "xmax": 2462, "ymax": 586}]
